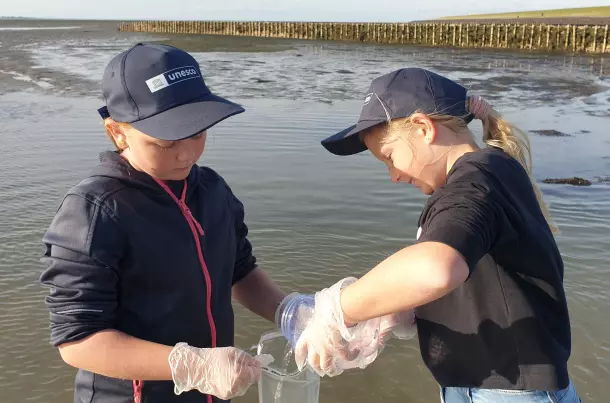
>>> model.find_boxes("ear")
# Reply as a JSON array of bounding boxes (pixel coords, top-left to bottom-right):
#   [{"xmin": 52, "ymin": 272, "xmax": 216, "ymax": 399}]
[
  {"xmin": 104, "ymin": 118, "xmax": 129, "ymax": 150},
  {"xmin": 410, "ymin": 113, "xmax": 437, "ymax": 145}
]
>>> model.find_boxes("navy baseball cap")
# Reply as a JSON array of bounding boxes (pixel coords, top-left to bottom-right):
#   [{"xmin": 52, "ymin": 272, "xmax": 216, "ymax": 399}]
[
  {"xmin": 321, "ymin": 68, "xmax": 474, "ymax": 155},
  {"xmin": 98, "ymin": 43, "xmax": 244, "ymax": 140}
]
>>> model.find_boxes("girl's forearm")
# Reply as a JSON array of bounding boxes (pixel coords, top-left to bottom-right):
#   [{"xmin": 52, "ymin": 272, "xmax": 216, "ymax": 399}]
[
  {"xmin": 340, "ymin": 241, "xmax": 469, "ymax": 324},
  {"xmin": 232, "ymin": 267, "xmax": 286, "ymax": 323},
  {"xmin": 58, "ymin": 329, "xmax": 173, "ymax": 380}
]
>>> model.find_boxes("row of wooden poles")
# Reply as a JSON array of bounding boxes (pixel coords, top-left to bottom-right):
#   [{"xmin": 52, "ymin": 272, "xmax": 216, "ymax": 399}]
[{"xmin": 119, "ymin": 20, "xmax": 610, "ymax": 54}]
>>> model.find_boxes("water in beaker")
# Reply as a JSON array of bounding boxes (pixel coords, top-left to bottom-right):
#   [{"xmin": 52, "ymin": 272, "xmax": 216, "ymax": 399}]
[{"xmin": 257, "ymin": 330, "xmax": 320, "ymax": 403}]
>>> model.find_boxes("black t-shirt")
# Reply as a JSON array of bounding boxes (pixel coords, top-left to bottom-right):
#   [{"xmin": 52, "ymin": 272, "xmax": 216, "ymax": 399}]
[{"xmin": 415, "ymin": 147, "xmax": 571, "ymax": 391}]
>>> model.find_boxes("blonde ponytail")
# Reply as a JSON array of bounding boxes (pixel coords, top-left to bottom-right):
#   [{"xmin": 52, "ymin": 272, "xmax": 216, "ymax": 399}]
[{"xmin": 469, "ymin": 97, "xmax": 558, "ymax": 233}]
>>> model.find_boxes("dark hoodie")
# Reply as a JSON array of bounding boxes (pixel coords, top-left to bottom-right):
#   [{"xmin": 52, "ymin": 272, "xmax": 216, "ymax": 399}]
[{"xmin": 40, "ymin": 151, "xmax": 257, "ymax": 403}]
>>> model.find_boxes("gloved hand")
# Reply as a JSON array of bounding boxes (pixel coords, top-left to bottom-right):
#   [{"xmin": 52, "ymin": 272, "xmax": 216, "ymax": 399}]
[
  {"xmin": 379, "ymin": 309, "xmax": 417, "ymax": 343},
  {"xmin": 294, "ymin": 277, "xmax": 383, "ymax": 377},
  {"xmin": 168, "ymin": 343, "xmax": 267, "ymax": 400}
]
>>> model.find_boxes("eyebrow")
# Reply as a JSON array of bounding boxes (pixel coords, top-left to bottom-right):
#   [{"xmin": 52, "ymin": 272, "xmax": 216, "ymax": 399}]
[{"xmin": 151, "ymin": 139, "xmax": 174, "ymax": 147}]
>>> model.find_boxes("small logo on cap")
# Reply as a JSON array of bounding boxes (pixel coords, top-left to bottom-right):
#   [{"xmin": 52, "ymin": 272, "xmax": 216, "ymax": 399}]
[
  {"xmin": 363, "ymin": 93, "xmax": 373, "ymax": 105},
  {"xmin": 146, "ymin": 75, "xmax": 170, "ymax": 93},
  {"xmin": 145, "ymin": 65, "xmax": 201, "ymax": 93}
]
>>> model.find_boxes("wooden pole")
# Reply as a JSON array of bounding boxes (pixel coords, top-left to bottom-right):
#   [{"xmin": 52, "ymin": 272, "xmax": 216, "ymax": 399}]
[
  {"xmin": 451, "ymin": 24, "xmax": 456, "ymax": 47},
  {"xmin": 425, "ymin": 24, "xmax": 428, "ymax": 44},
  {"xmin": 572, "ymin": 25, "xmax": 576, "ymax": 52},
  {"xmin": 512, "ymin": 24, "xmax": 517, "ymax": 48},
  {"xmin": 488, "ymin": 23, "xmax": 492, "ymax": 47}
]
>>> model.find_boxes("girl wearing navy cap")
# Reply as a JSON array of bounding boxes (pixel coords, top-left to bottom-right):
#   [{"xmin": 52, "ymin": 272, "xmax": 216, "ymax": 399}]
[
  {"xmin": 40, "ymin": 43, "xmax": 285, "ymax": 403},
  {"xmin": 281, "ymin": 68, "xmax": 581, "ymax": 402}
]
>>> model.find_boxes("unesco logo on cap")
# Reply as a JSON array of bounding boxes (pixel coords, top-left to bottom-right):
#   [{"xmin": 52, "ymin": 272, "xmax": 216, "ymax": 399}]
[{"xmin": 145, "ymin": 65, "xmax": 201, "ymax": 93}]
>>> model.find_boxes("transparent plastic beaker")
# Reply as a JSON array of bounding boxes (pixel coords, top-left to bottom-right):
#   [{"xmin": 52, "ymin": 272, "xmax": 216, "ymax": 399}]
[
  {"xmin": 275, "ymin": 293, "xmax": 315, "ymax": 347},
  {"xmin": 257, "ymin": 330, "xmax": 320, "ymax": 403}
]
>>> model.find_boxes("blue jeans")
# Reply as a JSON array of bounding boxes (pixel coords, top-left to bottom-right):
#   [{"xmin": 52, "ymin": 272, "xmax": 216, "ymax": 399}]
[{"xmin": 441, "ymin": 380, "xmax": 581, "ymax": 403}]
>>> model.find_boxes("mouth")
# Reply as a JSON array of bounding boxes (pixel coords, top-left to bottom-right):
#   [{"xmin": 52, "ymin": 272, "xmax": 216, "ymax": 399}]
[
  {"xmin": 409, "ymin": 179, "xmax": 421, "ymax": 189},
  {"xmin": 177, "ymin": 164, "xmax": 195, "ymax": 169}
]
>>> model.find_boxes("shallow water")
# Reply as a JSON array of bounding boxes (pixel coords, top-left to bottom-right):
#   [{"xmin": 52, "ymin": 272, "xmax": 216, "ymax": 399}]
[{"xmin": 1, "ymin": 19, "xmax": 609, "ymax": 403}]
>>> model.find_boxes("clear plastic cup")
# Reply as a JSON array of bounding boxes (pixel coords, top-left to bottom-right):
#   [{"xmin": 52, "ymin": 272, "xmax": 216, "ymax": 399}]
[{"xmin": 275, "ymin": 293, "xmax": 315, "ymax": 347}]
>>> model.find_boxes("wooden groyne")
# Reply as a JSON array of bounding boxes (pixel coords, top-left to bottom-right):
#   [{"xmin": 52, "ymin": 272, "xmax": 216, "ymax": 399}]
[{"xmin": 119, "ymin": 20, "xmax": 610, "ymax": 54}]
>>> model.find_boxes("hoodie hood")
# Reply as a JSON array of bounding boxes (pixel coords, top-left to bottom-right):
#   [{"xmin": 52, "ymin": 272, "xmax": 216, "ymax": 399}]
[{"xmin": 90, "ymin": 151, "xmax": 201, "ymax": 198}]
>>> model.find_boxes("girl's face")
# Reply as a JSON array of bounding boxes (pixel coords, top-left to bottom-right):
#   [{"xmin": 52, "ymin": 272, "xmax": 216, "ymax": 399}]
[
  {"xmin": 362, "ymin": 117, "xmax": 448, "ymax": 195},
  {"xmin": 115, "ymin": 124, "xmax": 207, "ymax": 180}
]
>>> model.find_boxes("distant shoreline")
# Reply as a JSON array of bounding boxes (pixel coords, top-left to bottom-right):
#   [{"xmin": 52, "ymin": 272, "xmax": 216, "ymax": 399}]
[
  {"xmin": 439, "ymin": 5, "xmax": 610, "ymax": 20},
  {"xmin": 119, "ymin": 19, "xmax": 610, "ymax": 54},
  {"xmin": 420, "ymin": 17, "xmax": 610, "ymax": 25}
]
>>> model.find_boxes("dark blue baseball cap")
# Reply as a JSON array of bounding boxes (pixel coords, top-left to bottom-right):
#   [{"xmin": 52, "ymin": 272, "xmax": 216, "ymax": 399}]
[
  {"xmin": 321, "ymin": 68, "xmax": 474, "ymax": 155},
  {"xmin": 98, "ymin": 43, "xmax": 244, "ymax": 140}
]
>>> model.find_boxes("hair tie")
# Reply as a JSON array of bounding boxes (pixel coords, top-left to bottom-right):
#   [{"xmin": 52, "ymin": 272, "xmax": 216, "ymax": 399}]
[{"xmin": 467, "ymin": 95, "xmax": 492, "ymax": 120}]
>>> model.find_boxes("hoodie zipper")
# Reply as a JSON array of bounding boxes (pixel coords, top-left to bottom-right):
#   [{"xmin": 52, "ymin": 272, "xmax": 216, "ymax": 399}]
[{"xmin": 132, "ymin": 178, "xmax": 216, "ymax": 403}]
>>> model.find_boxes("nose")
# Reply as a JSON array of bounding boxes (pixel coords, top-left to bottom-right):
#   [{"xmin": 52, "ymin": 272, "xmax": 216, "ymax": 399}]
[
  {"xmin": 176, "ymin": 148, "xmax": 194, "ymax": 163},
  {"xmin": 388, "ymin": 167, "xmax": 401, "ymax": 183},
  {"xmin": 176, "ymin": 152, "xmax": 189, "ymax": 162}
]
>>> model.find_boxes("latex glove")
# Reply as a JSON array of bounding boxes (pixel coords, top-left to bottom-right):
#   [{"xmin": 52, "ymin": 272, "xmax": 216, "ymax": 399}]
[
  {"xmin": 169, "ymin": 343, "xmax": 267, "ymax": 400},
  {"xmin": 379, "ymin": 310, "xmax": 417, "ymax": 343},
  {"xmin": 294, "ymin": 277, "xmax": 382, "ymax": 377}
]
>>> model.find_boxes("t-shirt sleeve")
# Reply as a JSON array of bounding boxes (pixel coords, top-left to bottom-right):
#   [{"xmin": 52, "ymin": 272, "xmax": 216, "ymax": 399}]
[
  {"xmin": 417, "ymin": 183, "xmax": 514, "ymax": 272},
  {"xmin": 226, "ymin": 188, "xmax": 258, "ymax": 285},
  {"xmin": 40, "ymin": 194, "xmax": 125, "ymax": 346}
]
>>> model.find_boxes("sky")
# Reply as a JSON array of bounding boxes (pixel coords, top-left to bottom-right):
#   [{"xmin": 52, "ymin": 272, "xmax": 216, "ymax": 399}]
[{"xmin": 1, "ymin": 0, "xmax": 608, "ymax": 22}]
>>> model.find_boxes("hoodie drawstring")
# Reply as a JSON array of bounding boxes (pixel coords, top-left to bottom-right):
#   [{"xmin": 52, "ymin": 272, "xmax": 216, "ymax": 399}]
[{"xmin": 132, "ymin": 380, "xmax": 142, "ymax": 403}]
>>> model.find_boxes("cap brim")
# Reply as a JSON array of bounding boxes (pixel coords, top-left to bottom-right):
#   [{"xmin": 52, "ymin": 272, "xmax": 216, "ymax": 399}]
[
  {"xmin": 321, "ymin": 119, "xmax": 385, "ymax": 156},
  {"xmin": 129, "ymin": 93, "xmax": 244, "ymax": 140}
]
